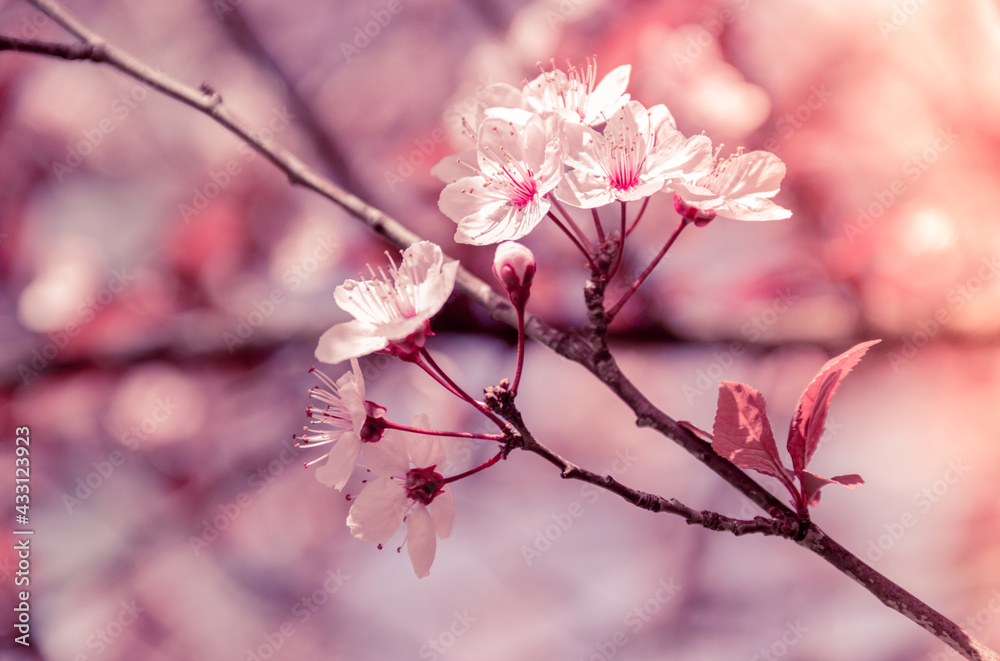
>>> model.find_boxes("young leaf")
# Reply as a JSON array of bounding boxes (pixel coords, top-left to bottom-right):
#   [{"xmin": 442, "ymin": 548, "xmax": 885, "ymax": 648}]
[
  {"xmin": 787, "ymin": 340, "xmax": 880, "ymax": 475},
  {"xmin": 799, "ymin": 471, "xmax": 865, "ymax": 508},
  {"xmin": 712, "ymin": 381, "xmax": 793, "ymax": 484}
]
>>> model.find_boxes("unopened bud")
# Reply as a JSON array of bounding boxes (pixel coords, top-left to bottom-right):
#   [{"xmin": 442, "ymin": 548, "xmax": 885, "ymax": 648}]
[
  {"xmin": 673, "ymin": 194, "xmax": 716, "ymax": 227},
  {"xmin": 493, "ymin": 241, "xmax": 536, "ymax": 306}
]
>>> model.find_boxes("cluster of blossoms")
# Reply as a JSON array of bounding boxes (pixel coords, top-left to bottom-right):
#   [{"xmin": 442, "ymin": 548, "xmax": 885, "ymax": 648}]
[
  {"xmin": 297, "ymin": 61, "xmax": 797, "ymax": 578},
  {"xmin": 298, "ymin": 241, "xmax": 509, "ymax": 578},
  {"xmin": 434, "ymin": 59, "xmax": 791, "ymax": 250}
]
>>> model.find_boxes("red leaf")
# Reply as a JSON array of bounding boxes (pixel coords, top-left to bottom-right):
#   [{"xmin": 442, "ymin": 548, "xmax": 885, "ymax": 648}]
[
  {"xmin": 787, "ymin": 340, "xmax": 880, "ymax": 476},
  {"xmin": 712, "ymin": 382, "xmax": 793, "ymax": 484},
  {"xmin": 799, "ymin": 471, "xmax": 865, "ymax": 508}
]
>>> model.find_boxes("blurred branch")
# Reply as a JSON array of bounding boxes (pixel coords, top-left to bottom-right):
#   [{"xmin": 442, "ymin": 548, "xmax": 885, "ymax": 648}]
[
  {"xmin": 204, "ymin": 0, "xmax": 376, "ymax": 204},
  {"xmin": 3, "ymin": 2, "xmax": 998, "ymax": 658}
]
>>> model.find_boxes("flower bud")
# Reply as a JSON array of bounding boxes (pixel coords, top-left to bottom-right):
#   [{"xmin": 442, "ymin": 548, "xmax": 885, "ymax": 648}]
[
  {"xmin": 492, "ymin": 241, "xmax": 536, "ymax": 306},
  {"xmin": 673, "ymin": 193, "xmax": 716, "ymax": 227}
]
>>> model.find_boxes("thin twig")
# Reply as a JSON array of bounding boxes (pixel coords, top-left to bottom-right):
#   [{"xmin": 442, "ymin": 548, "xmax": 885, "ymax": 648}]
[{"xmin": 484, "ymin": 383, "xmax": 799, "ymax": 538}]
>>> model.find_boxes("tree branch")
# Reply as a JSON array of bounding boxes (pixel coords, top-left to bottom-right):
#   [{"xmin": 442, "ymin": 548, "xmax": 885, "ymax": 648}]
[{"xmin": 3, "ymin": 3, "xmax": 996, "ymax": 658}]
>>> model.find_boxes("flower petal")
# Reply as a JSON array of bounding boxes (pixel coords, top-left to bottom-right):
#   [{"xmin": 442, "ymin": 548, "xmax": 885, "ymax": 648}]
[
  {"xmin": 315, "ymin": 320, "xmax": 389, "ymax": 364},
  {"xmin": 404, "ymin": 504, "xmax": 437, "ymax": 578},
  {"xmin": 347, "ymin": 478, "xmax": 409, "ymax": 544},
  {"xmin": 428, "ymin": 485, "xmax": 455, "ymax": 539},
  {"xmin": 314, "ymin": 433, "xmax": 362, "ymax": 491},
  {"xmin": 340, "ymin": 358, "xmax": 367, "ymax": 435},
  {"xmin": 407, "ymin": 414, "xmax": 444, "ymax": 467},
  {"xmin": 431, "ymin": 143, "xmax": 477, "ymax": 181},
  {"xmin": 364, "ymin": 427, "xmax": 409, "ymax": 477},
  {"xmin": 586, "ymin": 64, "xmax": 632, "ymax": 124}
]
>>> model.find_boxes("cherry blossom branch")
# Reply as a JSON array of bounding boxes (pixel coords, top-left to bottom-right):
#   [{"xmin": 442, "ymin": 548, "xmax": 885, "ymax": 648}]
[
  {"xmin": 573, "ymin": 267, "xmax": 998, "ymax": 661},
  {"xmin": 4, "ymin": 7, "xmax": 996, "ymax": 659},
  {"xmin": 799, "ymin": 525, "xmax": 998, "ymax": 661}
]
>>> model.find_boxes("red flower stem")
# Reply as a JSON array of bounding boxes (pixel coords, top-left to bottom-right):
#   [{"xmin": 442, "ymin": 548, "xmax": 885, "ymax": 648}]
[
  {"xmin": 380, "ymin": 419, "xmax": 504, "ymax": 441},
  {"xmin": 511, "ymin": 302, "xmax": 527, "ymax": 396},
  {"xmin": 606, "ymin": 200, "xmax": 628, "ymax": 281},
  {"xmin": 417, "ymin": 348, "xmax": 508, "ymax": 429},
  {"xmin": 591, "ymin": 207, "xmax": 605, "ymax": 242},
  {"xmin": 548, "ymin": 194, "xmax": 595, "ymax": 253},
  {"xmin": 606, "ymin": 216, "xmax": 688, "ymax": 320},
  {"xmin": 441, "ymin": 449, "xmax": 505, "ymax": 484},
  {"xmin": 625, "ymin": 197, "xmax": 650, "ymax": 236},
  {"xmin": 406, "ymin": 352, "xmax": 466, "ymax": 400},
  {"xmin": 546, "ymin": 210, "xmax": 595, "ymax": 268}
]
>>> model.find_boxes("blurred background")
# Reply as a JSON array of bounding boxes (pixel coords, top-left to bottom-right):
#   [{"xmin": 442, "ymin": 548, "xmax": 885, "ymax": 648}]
[{"xmin": 2, "ymin": 0, "xmax": 1000, "ymax": 659}]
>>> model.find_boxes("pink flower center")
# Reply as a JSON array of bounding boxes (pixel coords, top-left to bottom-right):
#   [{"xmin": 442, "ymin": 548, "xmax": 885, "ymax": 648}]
[
  {"xmin": 502, "ymin": 166, "xmax": 539, "ymax": 209},
  {"xmin": 602, "ymin": 117, "xmax": 649, "ymax": 192},
  {"xmin": 475, "ymin": 123, "xmax": 541, "ymax": 210},
  {"xmin": 529, "ymin": 58, "xmax": 599, "ymax": 122}
]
